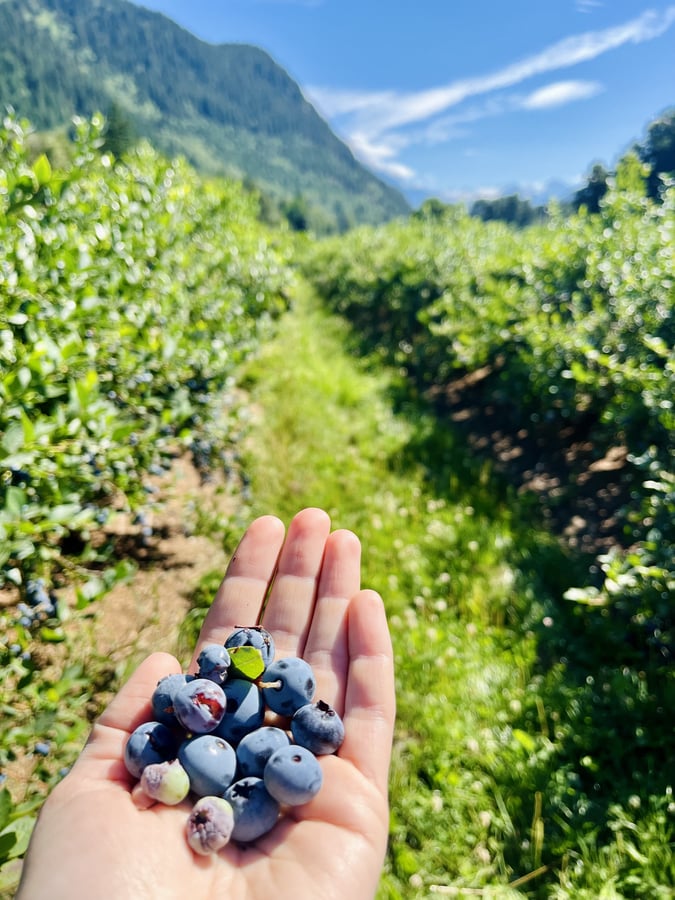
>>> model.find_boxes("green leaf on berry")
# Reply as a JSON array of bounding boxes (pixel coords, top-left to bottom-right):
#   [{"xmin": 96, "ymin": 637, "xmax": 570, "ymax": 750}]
[{"xmin": 228, "ymin": 646, "xmax": 265, "ymax": 680}]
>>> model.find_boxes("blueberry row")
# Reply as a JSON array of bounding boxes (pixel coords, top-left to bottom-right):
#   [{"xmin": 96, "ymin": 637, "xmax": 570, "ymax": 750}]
[{"xmin": 123, "ymin": 626, "xmax": 345, "ymax": 854}]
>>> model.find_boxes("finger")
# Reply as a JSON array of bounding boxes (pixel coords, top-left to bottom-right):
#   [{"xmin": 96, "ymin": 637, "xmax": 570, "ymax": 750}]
[
  {"xmin": 260, "ymin": 507, "xmax": 332, "ymax": 657},
  {"xmin": 302, "ymin": 528, "xmax": 361, "ymax": 713},
  {"xmin": 338, "ymin": 590, "xmax": 396, "ymax": 797},
  {"xmin": 191, "ymin": 514, "xmax": 286, "ymax": 666},
  {"xmin": 71, "ymin": 652, "xmax": 181, "ymax": 784}
]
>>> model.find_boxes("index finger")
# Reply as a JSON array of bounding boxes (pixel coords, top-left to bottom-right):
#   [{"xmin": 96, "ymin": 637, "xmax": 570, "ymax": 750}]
[{"xmin": 190, "ymin": 514, "xmax": 286, "ymax": 668}]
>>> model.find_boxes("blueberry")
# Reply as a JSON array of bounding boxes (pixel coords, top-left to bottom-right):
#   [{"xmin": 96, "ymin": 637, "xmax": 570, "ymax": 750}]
[
  {"xmin": 186, "ymin": 796, "xmax": 234, "ymax": 855},
  {"xmin": 225, "ymin": 626, "xmax": 275, "ymax": 667},
  {"xmin": 224, "ymin": 777, "xmax": 280, "ymax": 842},
  {"xmin": 151, "ymin": 673, "xmax": 191, "ymax": 727},
  {"xmin": 197, "ymin": 643, "xmax": 231, "ymax": 686},
  {"xmin": 34, "ymin": 741, "xmax": 51, "ymax": 757},
  {"xmin": 261, "ymin": 657, "xmax": 316, "ymax": 716},
  {"xmin": 173, "ymin": 677, "xmax": 227, "ymax": 734},
  {"xmin": 178, "ymin": 734, "xmax": 237, "ymax": 797},
  {"xmin": 264, "ymin": 745, "xmax": 323, "ymax": 806},
  {"xmin": 140, "ymin": 759, "xmax": 190, "ymax": 805},
  {"xmin": 25, "ymin": 579, "xmax": 49, "ymax": 607},
  {"xmin": 213, "ymin": 678, "xmax": 265, "ymax": 745},
  {"xmin": 24, "ymin": 579, "xmax": 58, "ymax": 618},
  {"xmin": 291, "ymin": 700, "xmax": 345, "ymax": 755},
  {"xmin": 124, "ymin": 721, "xmax": 179, "ymax": 780},
  {"xmin": 236, "ymin": 726, "xmax": 291, "ymax": 778}
]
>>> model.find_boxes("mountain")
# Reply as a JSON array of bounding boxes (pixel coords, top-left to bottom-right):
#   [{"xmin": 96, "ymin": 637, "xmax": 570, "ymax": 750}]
[{"xmin": 0, "ymin": 0, "xmax": 410, "ymax": 230}]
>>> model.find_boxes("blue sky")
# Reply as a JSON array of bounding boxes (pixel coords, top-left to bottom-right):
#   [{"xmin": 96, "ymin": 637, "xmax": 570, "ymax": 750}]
[{"xmin": 131, "ymin": 0, "xmax": 675, "ymax": 203}]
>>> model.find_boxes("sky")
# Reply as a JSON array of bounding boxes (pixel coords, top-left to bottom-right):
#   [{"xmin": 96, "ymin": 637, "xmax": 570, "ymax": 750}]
[{"xmin": 130, "ymin": 0, "xmax": 675, "ymax": 204}]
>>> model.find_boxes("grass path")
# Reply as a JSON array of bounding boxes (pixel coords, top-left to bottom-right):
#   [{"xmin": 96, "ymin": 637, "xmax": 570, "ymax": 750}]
[{"xmin": 235, "ymin": 282, "xmax": 562, "ymax": 897}]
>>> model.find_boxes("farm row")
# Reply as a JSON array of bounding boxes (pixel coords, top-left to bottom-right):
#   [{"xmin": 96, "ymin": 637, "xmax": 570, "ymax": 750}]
[
  {"xmin": 302, "ymin": 165, "xmax": 674, "ymax": 673},
  {"xmin": 1, "ymin": 114, "xmax": 293, "ymax": 599}
]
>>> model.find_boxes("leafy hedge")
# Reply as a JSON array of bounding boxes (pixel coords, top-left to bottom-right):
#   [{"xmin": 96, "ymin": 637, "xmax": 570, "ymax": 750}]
[
  {"xmin": 302, "ymin": 173, "xmax": 674, "ymax": 663},
  {"xmin": 0, "ymin": 113, "xmax": 293, "ymax": 593},
  {"xmin": 303, "ymin": 172, "xmax": 675, "ymax": 893}
]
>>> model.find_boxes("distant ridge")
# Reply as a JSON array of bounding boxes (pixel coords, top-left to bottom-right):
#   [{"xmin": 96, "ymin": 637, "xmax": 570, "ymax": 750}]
[{"xmin": 0, "ymin": 0, "xmax": 410, "ymax": 230}]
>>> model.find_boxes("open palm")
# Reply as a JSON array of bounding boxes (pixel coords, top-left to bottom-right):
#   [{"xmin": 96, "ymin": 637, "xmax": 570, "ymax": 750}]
[{"xmin": 17, "ymin": 508, "xmax": 396, "ymax": 900}]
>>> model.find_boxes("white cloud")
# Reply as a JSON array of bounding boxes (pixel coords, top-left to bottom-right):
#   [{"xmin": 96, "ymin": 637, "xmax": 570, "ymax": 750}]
[
  {"xmin": 576, "ymin": 0, "xmax": 604, "ymax": 12},
  {"xmin": 308, "ymin": 6, "xmax": 675, "ymax": 179},
  {"xmin": 347, "ymin": 131, "xmax": 417, "ymax": 181},
  {"xmin": 522, "ymin": 79, "xmax": 604, "ymax": 109}
]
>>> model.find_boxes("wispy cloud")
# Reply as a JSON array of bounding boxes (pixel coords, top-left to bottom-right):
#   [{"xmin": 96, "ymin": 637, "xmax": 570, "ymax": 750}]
[
  {"xmin": 576, "ymin": 0, "xmax": 604, "ymax": 13},
  {"xmin": 307, "ymin": 6, "xmax": 675, "ymax": 180},
  {"xmin": 521, "ymin": 79, "xmax": 604, "ymax": 109}
]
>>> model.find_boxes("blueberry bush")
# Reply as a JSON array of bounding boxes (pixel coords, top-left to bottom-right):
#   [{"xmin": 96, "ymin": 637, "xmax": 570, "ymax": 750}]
[
  {"xmin": 0, "ymin": 112, "xmax": 292, "ymax": 594},
  {"xmin": 301, "ymin": 177, "xmax": 674, "ymax": 896},
  {"xmin": 0, "ymin": 113, "xmax": 293, "ymax": 894},
  {"xmin": 1, "ymin": 109, "xmax": 673, "ymax": 897}
]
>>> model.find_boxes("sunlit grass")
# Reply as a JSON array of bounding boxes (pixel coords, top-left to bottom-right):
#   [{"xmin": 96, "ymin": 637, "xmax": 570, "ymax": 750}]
[{"xmin": 233, "ymin": 283, "xmax": 561, "ymax": 895}]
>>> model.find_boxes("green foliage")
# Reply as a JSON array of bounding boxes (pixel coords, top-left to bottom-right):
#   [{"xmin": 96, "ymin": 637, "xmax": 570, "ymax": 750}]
[
  {"xmin": 304, "ymin": 180, "xmax": 674, "ymax": 451},
  {"xmin": 0, "ymin": 0, "xmax": 409, "ymax": 231},
  {"xmin": 101, "ymin": 101, "xmax": 137, "ymax": 159},
  {"xmin": 471, "ymin": 193, "xmax": 546, "ymax": 227},
  {"xmin": 0, "ymin": 112, "xmax": 293, "ymax": 589},
  {"xmin": 301, "ymin": 184, "xmax": 674, "ymax": 895},
  {"xmin": 0, "ymin": 649, "xmax": 101, "ymax": 895},
  {"xmin": 572, "ymin": 163, "xmax": 609, "ymax": 214},
  {"xmin": 636, "ymin": 107, "xmax": 675, "ymax": 200}
]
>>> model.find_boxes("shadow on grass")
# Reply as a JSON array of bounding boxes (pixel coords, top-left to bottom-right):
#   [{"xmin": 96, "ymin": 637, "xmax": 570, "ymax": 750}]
[{"xmin": 384, "ymin": 377, "xmax": 674, "ymax": 891}]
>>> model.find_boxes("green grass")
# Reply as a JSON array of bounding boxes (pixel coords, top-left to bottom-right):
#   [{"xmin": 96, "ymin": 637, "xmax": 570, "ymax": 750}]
[{"xmin": 212, "ymin": 283, "xmax": 569, "ymax": 896}]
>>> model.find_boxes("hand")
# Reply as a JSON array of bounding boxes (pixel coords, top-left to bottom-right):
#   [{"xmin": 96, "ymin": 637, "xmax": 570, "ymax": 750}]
[{"xmin": 16, "ymin": 508, "xmax": 396, "ymax": 900}]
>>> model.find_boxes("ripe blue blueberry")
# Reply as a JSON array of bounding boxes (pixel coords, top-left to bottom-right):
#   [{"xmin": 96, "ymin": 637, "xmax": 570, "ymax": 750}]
[
  {"xmin": 151, "ymin": 673, "xmax": 192, "ymax": 727},
  {"xmin": 291, "ymin": 700, "xmax": 345, "ymax": 755},
  {"xmin": 263, "ymin": 744, "xmax": 323, "ymax": 806},
  {"xmin": 261, "ymin": 657, "xmax": 316, "ymax": 716},
  {"xmin": 186, "ymin": 796, "xmax": 234, "ymax": 855},
  {"xmin": 196, "ymin": 643, "xmax": 231, "ymax": 685},
  {"xmin": 213, "ymin": 678, "xmax": 265, "ymax": 744},
  {"xmin": 178, "ymin": 734, "xmax": 237, "ymax": 797},
  {"xmin": 124, "ymin": 721, "xmax": 179, "ymax": 780},
  {"xmin": 224, "ymin": 776, "xmax": 280, "ymax": 842},
  {"xmin": 225, "ymin": 626, "xmax": 275, "ymax": 667},
  {"xmin": 173, "ymin": 677, "xmax": 227, "ymax": 734},
  {"xmin": 236, "ymin": 726, "xmax": 291, "ymax": 778}
]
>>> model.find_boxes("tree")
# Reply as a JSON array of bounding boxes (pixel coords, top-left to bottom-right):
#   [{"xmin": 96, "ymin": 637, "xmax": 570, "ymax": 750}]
[
  {"xmin": 572, "ymin": 163, "xmax": 609, "ymax": 214},
  {"xmin": 412, "ymin": 197, "xmax": 453, "ymax": 221},
  {"xmin": 636, "ymin": 108, "xmax": 675, "ymax": 200},
  {"xmin": 281, "ymin": 194, "xmax": 309, "ymax": 232},
  {"xmin": 470, "ymin": 193, "xmax": 544, "ymax": 227},
  {"xmin": 101, "ymin": 102, "xmax": 136, "ymax": 160}
]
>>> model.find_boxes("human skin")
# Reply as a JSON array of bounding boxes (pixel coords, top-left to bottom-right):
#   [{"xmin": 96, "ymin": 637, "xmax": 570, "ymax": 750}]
[{"xmin": 16, "ymin": 507, "xmax": 396, "ymax": 900}]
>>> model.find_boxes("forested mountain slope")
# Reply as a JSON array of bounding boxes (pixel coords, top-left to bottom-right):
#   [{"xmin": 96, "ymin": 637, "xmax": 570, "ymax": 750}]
[{"xmin": 0, "ymin": 0, "xmax": 410, "ymax": 230}]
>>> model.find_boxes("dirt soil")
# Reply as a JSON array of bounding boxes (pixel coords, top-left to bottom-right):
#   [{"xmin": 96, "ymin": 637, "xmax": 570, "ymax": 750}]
[{"xmin": 80, "ymin": 454, "xmax": 234, "ymax": 664}]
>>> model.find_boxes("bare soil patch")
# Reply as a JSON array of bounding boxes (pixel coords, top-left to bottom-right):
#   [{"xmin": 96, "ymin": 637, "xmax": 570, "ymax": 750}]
[
  {"xmin": 82, "ymin": 457, "xmax": 234, "ymax": 661},
  {"xmin": 80, "ymin": 454, "xmax": 233, "ymax": 665}
]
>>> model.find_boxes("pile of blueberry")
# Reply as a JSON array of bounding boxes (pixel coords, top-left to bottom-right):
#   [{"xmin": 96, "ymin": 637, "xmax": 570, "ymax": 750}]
[{"xmin": 124, "ymin": 625, "xmax": 345, "ymax": 855}]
